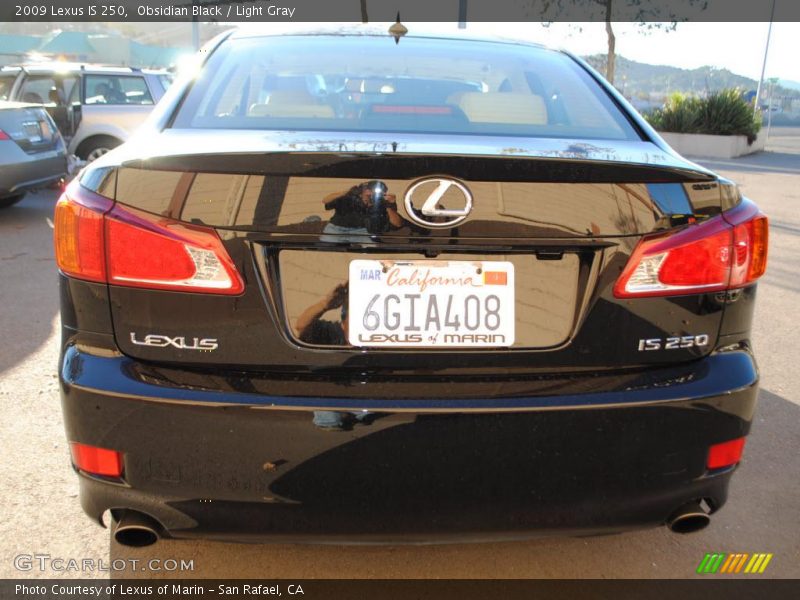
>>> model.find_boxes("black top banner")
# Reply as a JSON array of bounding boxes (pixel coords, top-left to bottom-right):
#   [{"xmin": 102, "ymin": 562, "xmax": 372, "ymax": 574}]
[{"xmin": 2, "ymin": 0, "xmax": 800, "ymax": 23}]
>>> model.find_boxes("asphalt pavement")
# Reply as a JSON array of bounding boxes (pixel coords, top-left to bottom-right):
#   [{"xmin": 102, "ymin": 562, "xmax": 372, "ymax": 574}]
[{"xmin": 0, "ymin": 129, "xmax": 798, "ymax": 580}]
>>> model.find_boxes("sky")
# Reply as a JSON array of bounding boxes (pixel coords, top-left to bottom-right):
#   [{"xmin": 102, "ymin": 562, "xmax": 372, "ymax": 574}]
[
  {"xmin": 239, "ymin": 21, "xmax": 800, "ymax": 84},
  {"xmin": 462, "ymin": 22, "xmax": 800, "ymax": 83}
]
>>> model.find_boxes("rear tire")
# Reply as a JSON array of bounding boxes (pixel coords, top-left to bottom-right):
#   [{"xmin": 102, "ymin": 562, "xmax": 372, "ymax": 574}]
[
  {"xmin": 0, "ymin": 193, "xmax": 25, "ymax": 209},
  {"xmin": 77, "ymin": 136, "xmax": 121, "ymax": 162}
]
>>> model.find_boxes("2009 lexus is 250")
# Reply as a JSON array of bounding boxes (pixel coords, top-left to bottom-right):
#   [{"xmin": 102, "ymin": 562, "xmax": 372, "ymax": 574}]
[{"xmin": 54, "ymin": 29, "xmax": 768, "ymax": 546}]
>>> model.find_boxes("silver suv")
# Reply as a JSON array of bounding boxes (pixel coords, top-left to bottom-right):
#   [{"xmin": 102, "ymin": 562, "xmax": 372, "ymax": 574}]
[{"xmin": 0, "ymin": 63, "xmax": 171, "ymax": 161}]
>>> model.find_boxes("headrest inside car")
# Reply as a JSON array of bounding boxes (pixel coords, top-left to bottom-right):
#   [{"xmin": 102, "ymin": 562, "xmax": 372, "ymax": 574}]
[{"xmin": 457, "ymin": 92, "xmax": 548, "ymax": 125}]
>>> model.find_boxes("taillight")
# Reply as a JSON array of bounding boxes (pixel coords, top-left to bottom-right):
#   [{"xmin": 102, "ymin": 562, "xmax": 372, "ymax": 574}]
[
  {"xmin": 105, "ymin": 205, "xmax": 243, "ymax": 293},
  {"xmin": 614, "ymin": 201, "xmax": 768, "ymax": 298},
  {"xmin": 731, "ymin": 213, "xmax": 768, "ymax": 284},
  {"xmin": 54, "ymin": 180, "xmax": 244, "ymax": 294},
  {"xmin": 0, "ymin": 129, "xmax": 10, "ymax": 140},
  {"xmin": 54, "ymin": 182, "xmax": 113, "ymax": 283}
]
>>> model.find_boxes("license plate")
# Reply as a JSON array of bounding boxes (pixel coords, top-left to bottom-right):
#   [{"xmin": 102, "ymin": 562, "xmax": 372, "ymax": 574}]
[
  {"xmin": 348, "ymin": 259, "xmax": 515, "ymax": 347},
  {"xmin": 22, "ymin": 121, "xmax": 42, "ymax": 143}
]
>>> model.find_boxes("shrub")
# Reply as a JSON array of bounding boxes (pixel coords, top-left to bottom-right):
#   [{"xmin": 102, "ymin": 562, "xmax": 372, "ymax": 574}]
[
  {"xmin": 646, "ymin": 93, "xmax": 701, "ymax": 135},
  {"xmin": 646, "ymin": 89, "xmax": 762, "ymax": 144}
]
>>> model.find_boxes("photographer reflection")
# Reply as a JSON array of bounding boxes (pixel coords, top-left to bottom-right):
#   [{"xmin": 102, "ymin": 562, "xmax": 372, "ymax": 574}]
[
  {"xmin": 320, "ymin": 180, "xmax": 404, "ymax": 242},
  {"xmin": 296, "ymin": 282, "xmax": 373, "ymax": 430},
  {"xmin": 296, "ymin": 282, "xmax": 349, "ymax": 346}
]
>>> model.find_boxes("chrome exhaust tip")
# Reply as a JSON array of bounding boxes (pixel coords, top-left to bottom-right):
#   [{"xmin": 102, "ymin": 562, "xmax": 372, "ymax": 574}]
[
  {"xmin": 667, "ymin": 502, "xmax": 711, "ymax": 534},
  {"xmin": 112, "ymin": 510, "xmax": 161, "ymax": 547}
]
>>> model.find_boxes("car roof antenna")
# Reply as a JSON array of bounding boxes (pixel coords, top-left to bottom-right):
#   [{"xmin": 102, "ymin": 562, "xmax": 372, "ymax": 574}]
[{"xmin": 389, "ymin": 13, "xmax": 408, "ymax": 45}]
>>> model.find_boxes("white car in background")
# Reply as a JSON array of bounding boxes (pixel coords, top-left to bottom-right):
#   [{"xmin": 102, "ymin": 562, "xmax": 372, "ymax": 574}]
[{"xmin": 0, "ymin": 63, "xmax": 172, "ymax": 161}]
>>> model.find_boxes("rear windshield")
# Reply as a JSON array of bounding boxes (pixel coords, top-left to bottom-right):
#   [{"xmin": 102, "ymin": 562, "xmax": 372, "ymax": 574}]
[{"xmin": 173, "ymin": 35, "xmax": 639, "ymax": 141}]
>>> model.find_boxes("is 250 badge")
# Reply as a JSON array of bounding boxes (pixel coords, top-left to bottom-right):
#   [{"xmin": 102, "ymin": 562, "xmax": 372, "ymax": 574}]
[{"xmin": 638, "ymin": 334, "xmax": 709, "ymax": 351}]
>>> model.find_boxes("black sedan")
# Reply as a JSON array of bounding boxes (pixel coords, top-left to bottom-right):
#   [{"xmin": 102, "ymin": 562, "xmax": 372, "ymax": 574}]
[{"xmin": 54, "ymin": 29, "xmax": 767, "ymax": 546}]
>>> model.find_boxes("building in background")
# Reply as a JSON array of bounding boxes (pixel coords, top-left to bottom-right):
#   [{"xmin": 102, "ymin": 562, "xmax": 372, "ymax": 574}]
[{"xmin": 0, "ymin": 30, "xmax": 187, "ymax": 69}]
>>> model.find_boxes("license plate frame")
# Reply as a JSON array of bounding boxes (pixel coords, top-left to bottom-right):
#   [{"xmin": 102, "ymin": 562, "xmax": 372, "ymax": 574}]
[{"xmin": 348, "ymin": 259, "xmax": 515, "ymax": 348}]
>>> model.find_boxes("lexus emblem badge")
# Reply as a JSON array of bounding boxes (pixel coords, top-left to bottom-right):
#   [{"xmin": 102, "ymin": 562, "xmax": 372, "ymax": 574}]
[{"xmin": 403, "ymin": 177, "xmax": 473, "ymax": 228}]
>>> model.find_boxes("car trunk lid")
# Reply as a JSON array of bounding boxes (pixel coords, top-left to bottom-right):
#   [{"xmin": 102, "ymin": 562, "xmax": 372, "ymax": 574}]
[
  {"xmin": 90, "ymin": 134, "xmax": 727, "ymax": 373},
  {"xmin": 0, "ymin": 103, "xmax": 60, "ymax": 154}
]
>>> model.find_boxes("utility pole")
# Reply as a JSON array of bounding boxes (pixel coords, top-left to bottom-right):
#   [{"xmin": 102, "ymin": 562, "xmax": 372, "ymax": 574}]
[
  {"xmin": 753, "ymin": 0, "xmax": 777, "ymax": 117},
  {"xmin": 766, "ymin": 78, "xmax": 777, "ymax": 141}
]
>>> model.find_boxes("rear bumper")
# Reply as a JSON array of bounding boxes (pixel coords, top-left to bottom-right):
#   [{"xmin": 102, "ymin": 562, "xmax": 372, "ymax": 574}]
[
  {"xmin": 0, "ymin": 149, "xmax": 66, "ymax": 197},
  {"xmin": 60, "ymin": 345, "xmax": 758, "ymax": 543}
]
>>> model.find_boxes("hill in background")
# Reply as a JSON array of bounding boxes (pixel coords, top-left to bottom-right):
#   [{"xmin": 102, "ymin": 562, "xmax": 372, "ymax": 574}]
[{"xmin": 584, "ymin": 54, "xmax": 800, "ymax": 103}]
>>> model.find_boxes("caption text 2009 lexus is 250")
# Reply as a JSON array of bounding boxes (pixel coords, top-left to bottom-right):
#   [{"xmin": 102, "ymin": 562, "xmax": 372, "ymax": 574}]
[{"xmin": 54, "ymin": 29, "xmax": 767, "ymax": 546}]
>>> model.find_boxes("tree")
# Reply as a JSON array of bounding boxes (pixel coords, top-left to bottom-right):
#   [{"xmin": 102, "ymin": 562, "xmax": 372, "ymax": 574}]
[{"xmin": 540, "ymin": 0, "xmax": 709, "ymax": 85}]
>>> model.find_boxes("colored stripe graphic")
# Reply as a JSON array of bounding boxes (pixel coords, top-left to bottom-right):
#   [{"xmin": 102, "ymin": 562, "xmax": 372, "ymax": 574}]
[
  {"xmin": 758, "ymin": 554, "xmax": 773, "ymax": 573},
  {"xmin": 745, "ymin": 554, "xmax": 761, "ymax": 573},
  {"xmin": 698, "ymin": 553, "xmax": 726, "ymax": 574},
  {"xmin": 697, "ymin": 553, "xmax": 773, "ymax": 575},
  {"xmin": 723, "ymin": 554, "xmax": 741, "ymax": 573},
  {"xmin": 711, "ymin": 553, "xmax": 727, "ymax": 573},
  {"xmin": 720, "ymin": 554, "xmax": 737, "ymax": 573},
  {"xmin": 734, "ymin": 554, "xmax": 749, "ymax": 573},
  {"xmin": 724, "ymin": 554, "xmax": 747, "ymax": 573},
  {"xmin": 697, "ymin": 553, "xmax": 713, "ymax": 574}
]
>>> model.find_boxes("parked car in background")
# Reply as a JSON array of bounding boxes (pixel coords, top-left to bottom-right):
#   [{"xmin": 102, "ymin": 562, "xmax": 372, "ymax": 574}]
[
  {"xmin": 0, "ymin": 63, "xmax": 172, "ymax": 161},
  {"xmin": 0, "ymin": 101, "xmax": 66, "ymax": 208}
]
